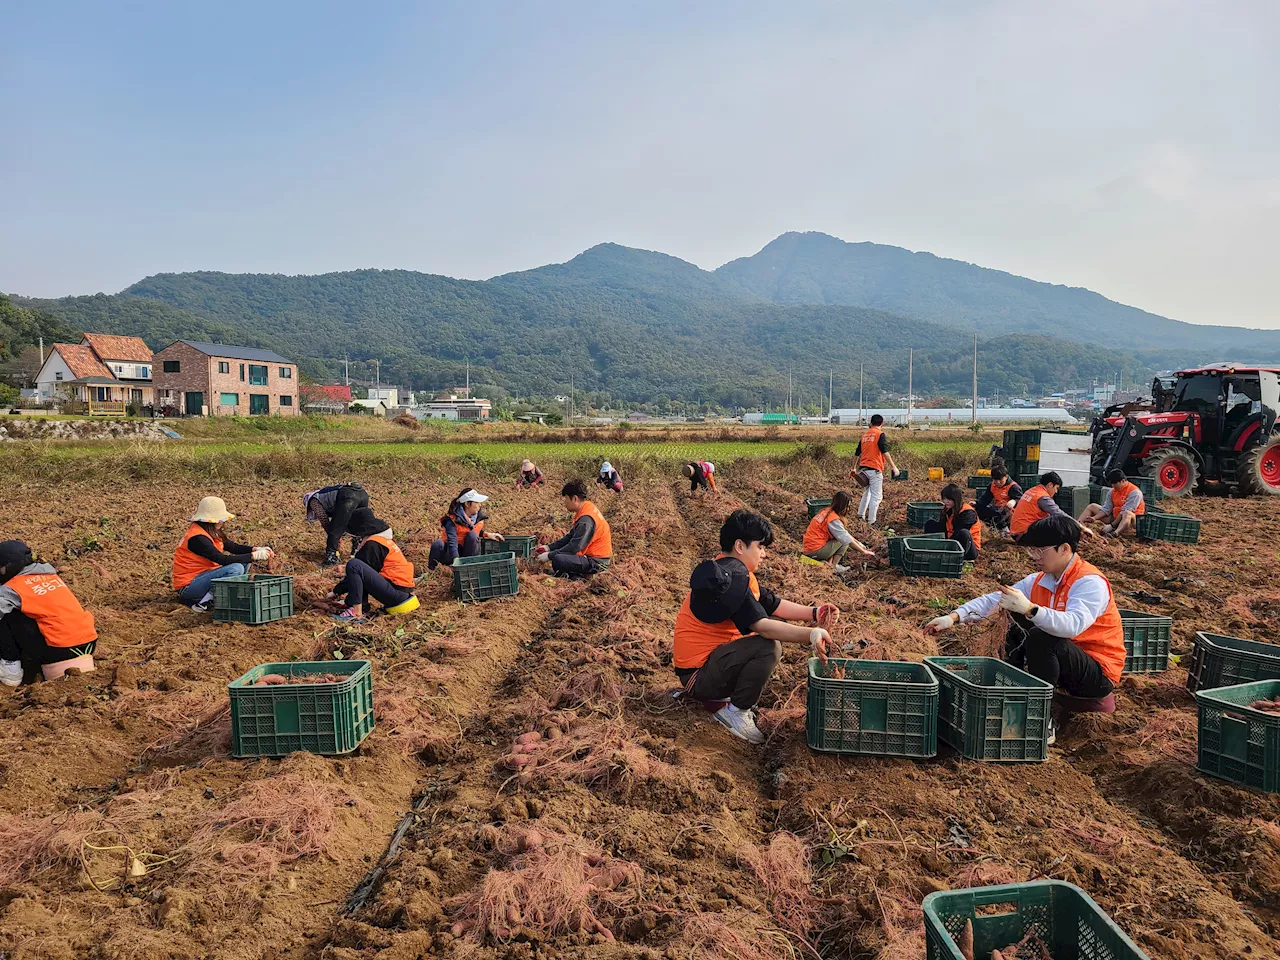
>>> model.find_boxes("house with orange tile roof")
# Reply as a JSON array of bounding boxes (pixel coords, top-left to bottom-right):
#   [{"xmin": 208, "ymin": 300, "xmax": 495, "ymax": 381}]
[{"xmin": 35, "ymin": 335, "xmax": 154, "ymax": 412}]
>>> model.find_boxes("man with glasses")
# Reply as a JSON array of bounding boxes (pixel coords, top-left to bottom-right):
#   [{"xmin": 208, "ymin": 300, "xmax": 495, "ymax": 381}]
[{"xmin": 924, "ymin": 514, "xmax": 1126, "ymax": 743}]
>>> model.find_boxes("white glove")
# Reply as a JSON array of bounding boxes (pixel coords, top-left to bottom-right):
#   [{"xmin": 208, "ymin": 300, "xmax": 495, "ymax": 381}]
[
  {"xmin": 809, "ymin": 628, "xmax": 832, "ymax": 663},
  {"xmin": 925, "ymin": 613, "xmax": 958, "ymax": 634},
  {"xmin": 997, "ymin": 587, "xmax": 1033, "ymax": 616},
  {"xmin": 252, "ymin": 547, "xmax": 273, "ymax": 562}
]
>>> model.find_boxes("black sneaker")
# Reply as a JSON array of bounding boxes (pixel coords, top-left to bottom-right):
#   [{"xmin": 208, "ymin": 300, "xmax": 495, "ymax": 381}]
[{"xmin": 322, "ymin": 550, "xmax": 340, "ymax": 566}]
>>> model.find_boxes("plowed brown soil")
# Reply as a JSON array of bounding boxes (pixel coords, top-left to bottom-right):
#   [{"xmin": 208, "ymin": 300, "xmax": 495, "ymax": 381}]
[{"xmin": 2, "ymin": 452, "xmax": 1279, "ymax": 960}]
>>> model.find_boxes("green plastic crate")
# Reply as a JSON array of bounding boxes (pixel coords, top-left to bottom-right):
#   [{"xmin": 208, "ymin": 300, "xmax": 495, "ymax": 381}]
[
  {"xmin": 887, "ymin": 531, "xmax": 945, "ymax": 569},
  {"xmin": 806, "ymin": 658, "xmax": 938, "ymax": 758},
  {"xmin": 1128, "ymin": 474, "xmax": 1165, "ymax": 502},
  {"xmin": 805, "ymin": 497, "xmax": 833, "ymax": 520},
  {"xmin": 924, "ymin": 657, "xmax": 1053, "ymax": 762},
  {"xmin": 966, "ymin": 475, "xmax": 994, "ymax": 491},
  {"xmin": 1053, "ymin": 485, "xmax": 1092, "ymax": 518},
  {"xmin": 923, "ymin": 880, "xmax": 1150, "ymax": 960},
  {"xmin": 1194, "ymin": 679, "xmax": 1280, "ymax": 794},
  {"xmin": 1001, "ymin": 429, "xmax": 1042, "ymax": 462},
  {"xmin": 212, "ymin": 574, "xmax": 294, "ymax": 625},
  {"xmin": 1089, "ymin": 483, "xmax": 1105, "ymax": 505},
  {"xmin": 890, "ymin": 468, "xmax": 909, "ymax": 481},
  {"xmin": 481, "ymin": 534, "xmax": 538, "ymax": 560},
  {"xmin": 228, "ymin": 660, "xmax": 374, "ymax": 758},
  {"xmin": 1136, "ymin": 511, "xmax": 1201, "ymax": 544},
  {"xmin": 1005, "ymin": 458, "xmax": 1040, "ymax": 479},
  {"xmin": 1186, "ymin": 632, "xmax": 1280, "ymax": 693},
  {"xmin": 900, "ymin": 537, "xmax": 965, "ymax": 579},
  {"xmin": 1119, "ymin": 609, "xmax": 1172, "ymax": 674},
  {"xmin": 1018, "ymin": 473, "xmax": 1041, "ymax": 491},
  {"xmin": 452, "ymin": 552, "xmax": 519, "ymax": 602},
  {"xmin": 906, "ymin": 501, "xmax": 944, "ymax": 529}
]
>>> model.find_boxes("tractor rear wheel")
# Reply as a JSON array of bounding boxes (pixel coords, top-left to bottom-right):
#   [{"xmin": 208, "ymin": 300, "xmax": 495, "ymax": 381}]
[
  {"xmin": 1142, "ymin": 447, "xmax": 1199, "ymax": 498},
  {"xmin": 1238, "ymin": 439, "xmax": 1280, "ymax": 496}
]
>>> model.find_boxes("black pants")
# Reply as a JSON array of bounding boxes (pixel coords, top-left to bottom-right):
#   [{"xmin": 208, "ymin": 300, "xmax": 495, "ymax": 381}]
[
  {"xmin": 325, "ymin": 487, "xmax": 370, "ymax": 554},
  {"xmin": 1004, "ymin": 616, "xmax": 1113, "ymax": 698},
  {"xmin": 690, "ymin": 466, "xmax": 710, "ymax": 492},
  {"xmin": 0, "ymin": 612, "xmax": 97, "ymax": 669},
  {"xmin": 549, "ymin": 553, "xmax": 609, "ymax": 579},
  {"xmin": 976, "ymin": 502, "xmax": 1009, "ymax": 525},
  {"xmin": 335, "ymin": 558, "xmax": 413, "ymax": 610},
  {"xmin": 923, "ymin": 518, "xmax": 979, "ymax": 561},
  {"xmin": 676, "ymin": 635, "xmax": 781, "ymax": 710},
  {"xmin": 428, "ymin": 530, "xmax": 481, "ymax": 569}
]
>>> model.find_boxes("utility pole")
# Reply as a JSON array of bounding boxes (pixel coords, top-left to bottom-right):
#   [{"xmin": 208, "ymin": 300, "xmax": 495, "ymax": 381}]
[
  {"xmin": 466, "ymin": 360, "xmax": 470, "ymax": 399},
  {"xmin": 38, "ymin": 337, "xmax": 44, "ymax": 365},
  {"xmin": 907, "ymin": 349, "xmax": 914, "ymax": 426},
  {"xmin": 828, "ymin": 369, "xmax": 833, "ymax": 421},
  {"xmin": 344, "ymin": 356, "xmax": 350, "ymax": 387},
  {"xmin": 788, "ymin": 366, "xmax": 793, "ymax": 420},
  {"xmin": 374, "ymin": 359, "xmax": 380, "ymax": 396},
  {"xmin": 972, "ymin": 333, "xmax": 978, "ymax": 424},
  {"xmin": 859, "ymin": 363, "xmax": 864, "ymax": 425}
]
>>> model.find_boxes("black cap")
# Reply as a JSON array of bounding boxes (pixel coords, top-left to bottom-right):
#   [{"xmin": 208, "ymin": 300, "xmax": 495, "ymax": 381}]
[
  {"xmin": 1105, "ymin": 468, "xmax": 1126, "ymax": 484},
  {"xmin": 0, "ymin": 540, "xmax": 33, "ymax": 567},
  {"xmin": 688, "ymin": 557, "xmax": 750, "ymax": 616},
  {"xmin": 1018, "ymin": 515, "xmax": 1080, "ymax": 550},
  {"xmin": 347, "ymin": 508, "xmax": 389, "ymax": 539}
]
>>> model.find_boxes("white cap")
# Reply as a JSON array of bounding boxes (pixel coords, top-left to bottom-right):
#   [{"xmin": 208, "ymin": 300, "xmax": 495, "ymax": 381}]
[
  {"xmin": 458, "ymin": 489, "xmax": 489, "ymax": 504},
  {"xmin": 601, "ymin": 462, "xmax": 613, "ymax": 474}
]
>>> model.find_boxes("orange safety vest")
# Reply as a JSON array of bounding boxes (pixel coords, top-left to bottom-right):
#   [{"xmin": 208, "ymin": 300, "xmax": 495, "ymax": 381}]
[
  {"xmin": 1109, "ymin": 480, "xmax": 1146, "ymax": 520},
  {"xmin": 172, "ymin": 523, "xmax": 226, "ymax": 590},
  {"xmin": 858, "ymin": 426, "xmax": 886, "ymax": 471},
  {"xmin": 363, "ymin": 535, "xmax": 415, "ymax": 587},
  {"xmin": 9, "ymin": 573, "xmax": 97, "ymax": 648},
  {"xmin": 673, "ymin": 557, "xmax": 760, "ymax": 670},
  {"xmin": 803, "ymin": 507, "xmax": 842, "ymax": 553},
  {"xmin": 573, "ymin": 501, "xmax": 612, "ymax": 559},
  {"xmin": 989, "ymin": 478, "xmax": 1015, "ymax": 508},
  {"xmin": 1010, "ymin": 485, "xmax": 1051, "ymax": 537},
  {"xmin": 1029, "ymin": 556, "xmax": 1126, "ymax": 684},
  {"xmin": 946, "ymin": 502, "xmax": 982, "ymax": 551},
  {"xmin": 440, "ymin": 512, "xmax": 485, "ymax": 543}
]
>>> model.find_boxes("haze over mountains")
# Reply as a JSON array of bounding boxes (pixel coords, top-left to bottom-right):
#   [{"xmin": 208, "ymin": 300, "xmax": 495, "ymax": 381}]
[{"xmin": 8, "ymin": 232, "xmax": 1277, "ymax": 408}]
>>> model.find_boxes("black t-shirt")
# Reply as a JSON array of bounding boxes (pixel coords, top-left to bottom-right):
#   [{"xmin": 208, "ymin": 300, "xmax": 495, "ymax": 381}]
[
  {"xmin": 688, "ymin": 556, "xmax": 781, "ymax": 634},
  {"xmin": 854, "ymin": 433, "xmax": 889, "ymax": 456}
]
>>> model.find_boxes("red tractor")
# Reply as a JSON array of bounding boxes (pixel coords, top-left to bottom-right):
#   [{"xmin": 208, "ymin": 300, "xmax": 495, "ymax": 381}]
[{"xmin": 1090, "ymin": 364, "xmax": 1280, "ymax": 497}]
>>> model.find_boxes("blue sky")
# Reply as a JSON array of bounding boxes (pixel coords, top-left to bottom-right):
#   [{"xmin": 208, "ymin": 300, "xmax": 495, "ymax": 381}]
[{"xmin": 2, "ymin": 1, "xmax": 1276, "ymax": 328}]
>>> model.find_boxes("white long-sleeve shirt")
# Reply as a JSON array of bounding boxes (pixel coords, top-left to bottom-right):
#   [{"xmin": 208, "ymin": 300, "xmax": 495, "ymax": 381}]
[
  {"xmin": 825, "ymin": 516, "xmax": 856, "ymax": 547},
  {"xmin": 954, "ymin": 556, "xmax": 1112, "ymax": 640}
]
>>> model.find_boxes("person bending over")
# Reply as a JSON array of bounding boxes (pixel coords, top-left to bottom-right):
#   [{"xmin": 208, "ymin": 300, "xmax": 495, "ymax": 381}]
[
  {"xmin": 303, "ymin": 482, "xmax": 369, "ymax": 566},
  {"xmin": 683, "ymin": 461, "xmax": 718, "ymax": 494},
  {"xmin": 597, "ymin": 462, "xmax": 623, "ymax": 493},
  {"xmin": 516, "ymin": 460, "xmax": 545, "ymax": 489},
  {"xmin": 673, "ymin": 509, "xmax": 836, "ymax": 745}
]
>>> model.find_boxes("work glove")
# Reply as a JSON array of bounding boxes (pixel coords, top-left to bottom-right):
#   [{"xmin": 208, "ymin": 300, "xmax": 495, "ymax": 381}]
[
  {"xmin": 925, "ymin": 613, "xmax": 959, "ymax": 635},
  {"xmin": 809, "ymin": 628, "xmax": 833, "ymax": 664},
  {"xmin": 891, "ymin": 467, "xmax": 900, "ymax": 478},
  {"xmin": 997, "ymin": 586, "xmax": 1033, "ymax": 616},
  {"xmin": 252, "ymin": 547, "xmax": 273, "ymax": 562}
]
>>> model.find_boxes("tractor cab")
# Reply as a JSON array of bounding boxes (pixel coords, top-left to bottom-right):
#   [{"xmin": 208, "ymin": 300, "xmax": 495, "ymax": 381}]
[{"xmin": 1092, "ymin": 365, "xmax": 1280, "ymax": 497}]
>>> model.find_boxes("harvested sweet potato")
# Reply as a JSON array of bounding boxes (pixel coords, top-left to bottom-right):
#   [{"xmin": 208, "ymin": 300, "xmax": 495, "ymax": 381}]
[
  {"xmin": 253, "ymin": 673, "xmax": 288, "ymax": 686},
  {"xmin": 959, "ymin": 918, "xmax": 975, "ymax": 960},
  {"xmin": 516, "ymin": 731, "xmax": 543, "ymax": 745}
]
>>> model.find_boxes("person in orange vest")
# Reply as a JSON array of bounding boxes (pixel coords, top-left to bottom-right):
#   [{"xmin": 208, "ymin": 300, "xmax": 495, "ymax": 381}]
[
  {"xmin": 923, "ymin": 484, "xmax": 982, "ymax": 560},
  {"xmin": 1008, "ymin": 471, "xmax": 1093, "ymax": 542},
  {"xmin": 172, "ymin": 497, "xmax": 274, "ymax": 612},
  {"xmin": 803, "ymin": 491, "xmax": 878, "ymax": 573},
  {"xmin": 531, "ymin": 481, "xmax": 612, "ymax": 578},
  {"xmin": 925, "ymin": 514, "xmax": 1126, "ymax": 743},
  {"xmin": 683, "ymin": 461, "xmax": 718, "ymax": 494},
  {"xmin": 975, "ymin": 465, "xmax": 1023, "ymax": 536},
  {"xmin": 427, "ymin": 489, "xmax": 505, "ymax": 570},
  {"xmin": 1078, "ymin": 468, "xmax": 1145, "ymax": 538},
  {"xmin": 854, "ymin": 415, "xmax": 900, "ymax": 525},
  {"xmin": 674, "ymin": 510, "xmax": 837, "ymax": 744},
  {"xmin": 326, "ymin": 508, "xmax": 420, "ymax": 623},
  {"xmin": 0, "ymin": 540, "xmax": 98, "ymax": 686}
]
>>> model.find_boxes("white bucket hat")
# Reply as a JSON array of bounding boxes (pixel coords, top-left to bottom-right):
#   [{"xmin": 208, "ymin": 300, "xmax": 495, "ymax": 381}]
[
  {"xmin": 600, "ymin": 462, "xmax": 613, "ymax": 474},
  {"xmin": 458, "ymin": 489, "xmax": 489, "ymax": 504},
  {"xmin": 521, "ymin": 460, "xmax": 535, "ymax": 472},
  {"xmin": 191, "ymin": 496, "xmax": 235, "ymax": 523}
]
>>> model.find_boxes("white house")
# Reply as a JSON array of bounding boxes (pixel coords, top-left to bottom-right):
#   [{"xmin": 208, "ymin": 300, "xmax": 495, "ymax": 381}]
[{"xmin": 35, "ymin": 335, "xmax": 154, "ymax": 411}]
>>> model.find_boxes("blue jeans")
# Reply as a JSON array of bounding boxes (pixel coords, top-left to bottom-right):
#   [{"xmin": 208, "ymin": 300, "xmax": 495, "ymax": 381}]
[
  {"xmin": 428, "ymin": 530, "xmax": 481, "ymax": 569},
  {"xmin": 177, "ymin": 562, "xmax": 248, "ymax": 604},
  {"xmin": 335, "ymin": 558, "xmax": 413, "ymax": 610}
]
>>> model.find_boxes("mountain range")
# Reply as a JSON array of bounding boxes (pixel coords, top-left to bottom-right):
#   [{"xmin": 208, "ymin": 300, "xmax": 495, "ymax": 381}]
[{"xmin": 7, "ymin": 231, "xmax": 1277, "ymax": 409}]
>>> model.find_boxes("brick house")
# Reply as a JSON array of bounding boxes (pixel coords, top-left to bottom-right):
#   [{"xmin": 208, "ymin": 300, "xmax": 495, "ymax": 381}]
[
  {"xmin": 34, "ymin": 334, "xmax": 154, "ymax": 412},
  {"xmin": 151, "ymin": 340, "xmax": 299, "ymax": 416}
]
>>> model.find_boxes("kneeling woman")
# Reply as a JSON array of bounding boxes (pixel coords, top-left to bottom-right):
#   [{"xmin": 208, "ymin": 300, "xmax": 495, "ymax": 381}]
[
  {"xmin": 924, "ymin": 483, "xmax": 981, "ymax": 561},
  {"xmin": 328, "ymin": 508, "xmax": 419, "ymax": 623},
  {"xmin": 0, "ymin": 540, "xmax": 98, "ymax": 686},
  {"xmin": 428, "ymin": 489, "xmax": 504, "ymax": 570}
]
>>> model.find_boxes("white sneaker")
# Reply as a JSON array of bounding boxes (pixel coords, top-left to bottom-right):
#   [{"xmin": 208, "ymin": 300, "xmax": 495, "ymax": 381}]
[
  {"xmin": 0, "ymin": 659, "xmax": 23, "ymax": 688},
  {"xmin": 834, "ymin": 564, "xmax": 851, "ymax": 575},
  {"xmin": 712, "ymin": 704, "xmax": 765, "ymax": 744},
  {"xmin": 190, "ymin": 591, "xmax": 214, "ymax": 613},
  {"xmin": 1046, "ymin": 714, "xmax": 1058, "ymax": 747}
]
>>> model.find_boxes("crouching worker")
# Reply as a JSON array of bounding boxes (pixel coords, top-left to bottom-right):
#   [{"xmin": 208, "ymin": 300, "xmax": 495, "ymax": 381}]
[
  {"xmin": 923, "ymin": 484, "xmax": 981, "ymax": 560},
  {"xmin": 975, "ymin": 465, "xmax": 1021, "ymax": 535},
  {"xmin": 673, "ymin": 510, "xmax": 836, "ymax": 744},
  {"xmin": 1009, "ymin": 471, "xmax": 1094, "ymax": 542},
  {"xmin": 172, "ymin": 497, "xmax": 273, "ymax": 612},
  {"xmin": 597, "ymin": 462, "xmax": 623, "ymax": 493},
  {"xmin": 925, "ymin": 515, "xmax": 1125, "ymax": 743},
  {"xmin": 1079, "ymin": 468, "xmax": 1145, "ymax": 538},
  {"xmin": 516, "ymin": 460, "xmax": 545, "ymax": 489},
  {"xmin": 428, "ymin": 489, "xmax": 503, "ymax": 570},
  {"xmin": 683, "ymin": 461, "xmax": 717, "ymax": 493},
  {"xmin": 803, "ymin": 491, "xmax": 877, "ymax": 573},
  {"xmin": 303, "ymin": 482, "xmax": 369, "ymax": 566},
  {"xmin": 327, "ymin": 508, "xmax": 419, "ymax": 624},
  {"xmin": 532, "ymin": 481, "xmax": 611, "ymax": 578},
  {"xmin": 0, "ymin": 540, "xmax": 98, "ymax": 686}
]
